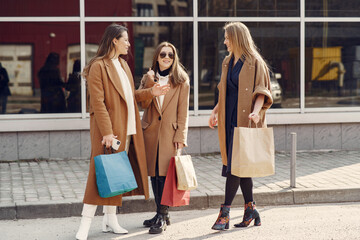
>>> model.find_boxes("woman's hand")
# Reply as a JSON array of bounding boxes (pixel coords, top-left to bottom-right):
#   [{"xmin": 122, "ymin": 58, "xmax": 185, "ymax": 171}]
[
  {"xmin": 208, "ymin": 106, "xmax": 218, "ymax": 129},
  {"xmin": 101, "ymin": 134, "xmax": 117, "ymax": 148},
  {"xmin": 249, "ymin": 112, "xmax": 260, "ymax": 125},
  {"xmin": 151, "ymin": 83, "xmax": 170, "ymax": 97},
  {"xmin": 174, "ymin": 142, "xmax": 184, "ymax": 150}
]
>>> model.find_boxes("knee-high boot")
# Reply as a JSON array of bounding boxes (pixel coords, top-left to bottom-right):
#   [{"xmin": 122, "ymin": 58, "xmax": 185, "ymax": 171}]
[
  {"xmin": 76, "ymin": 204, "xmax": 97, "ymax": 240},
  {"xmin": 102, "ymin": 206, "xmax": 128, "ymax": 234}
]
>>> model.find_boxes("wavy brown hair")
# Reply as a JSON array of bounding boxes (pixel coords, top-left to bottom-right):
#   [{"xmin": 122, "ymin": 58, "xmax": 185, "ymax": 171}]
[
  {"xmin": 83, "ymin": 23, "xmax": 128, "ymax": 78},
  {"xmin": 151, "ymin": 42, "xmax": 188, "ymax": 87}
]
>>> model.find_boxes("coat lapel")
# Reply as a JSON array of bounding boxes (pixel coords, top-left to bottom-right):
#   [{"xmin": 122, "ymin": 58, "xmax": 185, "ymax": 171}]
[
  {"xmin": 161, "ymin": 80, "xmax": 178, "ymax": 113},
  {"xmin": 103, "ymin": 57, "xmax": 126, "ymax": 102}
]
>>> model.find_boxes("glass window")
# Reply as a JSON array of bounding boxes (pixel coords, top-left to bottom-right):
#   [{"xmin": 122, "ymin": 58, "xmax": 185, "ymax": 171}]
[
  {"xmin": 0, "ymin": 22, "xmax": 80, "ymax": 114},
  {"xmin": 198, "ymin": 0, "xmax": 300, "ymax": 17},
  {"xmin": 85, "ymin": 0, "xmax": 193, "ymax": 17},
  {"xmin": 198, "ymin": 22, "xmax": 300, "ymax": 110},
  {"xmin": 306, "ymin": 0, "xmax": 360, "ymax": 17},
  {"xmin": 85, "ymin": 22, "xmax": 194, "ymax": 110},
  {"xmin": 305, "ymin": 22, "xmax": 360, "ymax": 108},
  {"xmin": 0, "ymin": 0, "xmax": 79, "ymax": 16}
]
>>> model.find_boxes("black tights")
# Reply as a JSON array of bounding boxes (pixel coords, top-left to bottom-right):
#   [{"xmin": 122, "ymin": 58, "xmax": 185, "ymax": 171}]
[{"xmin": 224, "ymin": 173, "xmax": 253, "ymax": 205}]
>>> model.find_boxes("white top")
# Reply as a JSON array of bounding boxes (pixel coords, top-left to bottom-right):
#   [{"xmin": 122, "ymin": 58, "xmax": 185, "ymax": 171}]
[
  {"xmin": 156, "ymin": 72, "xmax": 169, "ymax": 109},
  {"xmin": 111, "ymin": 58, "xmax": 136, "ymax": 136}
]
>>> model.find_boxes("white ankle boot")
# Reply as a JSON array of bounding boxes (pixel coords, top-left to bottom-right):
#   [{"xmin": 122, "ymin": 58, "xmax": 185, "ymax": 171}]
[
  {"xmin": 76, "ymin": 204, "xmax": 97, "ymax": 240},
  {"xmin": 102, "ymin": 206, "xmax": 128, "ymax": 234}
]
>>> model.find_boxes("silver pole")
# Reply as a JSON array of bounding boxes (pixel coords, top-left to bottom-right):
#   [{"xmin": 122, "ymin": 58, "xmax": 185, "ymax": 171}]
[{"xmin": 290, "ymin": 132, "xmax": 297, "ymax": 188}]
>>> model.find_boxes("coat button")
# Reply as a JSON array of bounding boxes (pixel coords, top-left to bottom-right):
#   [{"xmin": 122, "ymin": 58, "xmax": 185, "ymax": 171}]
[
  {"xmin": 158, "ymin": 116, "xmax": 161, "ymax": 121},
  {"xmin": 243, "ymin": 110, "xmax": 245, "ymax": 112},
  {"xmin": 245, "ymin": 88, "xmax": 248, "ymax": 91}
]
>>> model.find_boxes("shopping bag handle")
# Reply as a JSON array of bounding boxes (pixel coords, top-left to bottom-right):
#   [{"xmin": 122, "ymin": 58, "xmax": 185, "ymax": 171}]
[
  {"xmin": 248, "ymin": 120, "xmax": 259, "ymax": 128},
  {"xmin": 103, "ymin": 145, "xmax": 115, "ymax": 154}
]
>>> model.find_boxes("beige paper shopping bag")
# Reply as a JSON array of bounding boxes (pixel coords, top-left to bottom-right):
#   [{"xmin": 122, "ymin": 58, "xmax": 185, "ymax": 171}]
[
  {"xmin": 175, "ymin": 151, "xmax": 198, "ymax": 191},
  {"xmin": 231, "ymin": 124, "xmax": 275, "ymax": 178}
]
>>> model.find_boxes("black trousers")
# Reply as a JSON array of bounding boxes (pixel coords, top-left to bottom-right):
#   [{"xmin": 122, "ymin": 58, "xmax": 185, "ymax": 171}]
[
  {"xmin": 224, "ymin": 173, "xmax": 253, "ymax": 205},
  {"xmin": 151, "ymin": 152, "xmax": 167, "ymax": 213}
]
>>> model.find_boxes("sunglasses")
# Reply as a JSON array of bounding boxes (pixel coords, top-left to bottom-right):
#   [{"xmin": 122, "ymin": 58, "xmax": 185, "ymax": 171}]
[{"xmin": 159, "ymin": 51, "xmax": 174, "ymax": 59}]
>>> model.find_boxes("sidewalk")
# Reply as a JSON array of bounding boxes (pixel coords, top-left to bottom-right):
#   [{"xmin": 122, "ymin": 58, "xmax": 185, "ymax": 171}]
[{"xmin": 1, "ymin": 151, "xmax": 360, "ymax": 220}]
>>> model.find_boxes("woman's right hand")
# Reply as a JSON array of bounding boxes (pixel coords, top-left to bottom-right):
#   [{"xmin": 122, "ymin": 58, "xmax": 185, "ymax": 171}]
[
  {"xmin": 208, "ymin": 111, "xmax": 218, "ymax": 129},
  {"xmin": 151, "ymin": 83, "xmax": 170, "ymax": 97},
  {"xmin": 102, "ymin": 134, "xmax": 117, "ymax": 148}
]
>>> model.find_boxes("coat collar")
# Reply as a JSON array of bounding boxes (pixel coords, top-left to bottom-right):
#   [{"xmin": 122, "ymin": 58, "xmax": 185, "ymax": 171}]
[
  {"xmin": 102, "ymin": 56, "xmax": 134, "ymax": 102},
  {"xmin": 222, "ymin": 53, "xmax": 255, "ymax": 69}
]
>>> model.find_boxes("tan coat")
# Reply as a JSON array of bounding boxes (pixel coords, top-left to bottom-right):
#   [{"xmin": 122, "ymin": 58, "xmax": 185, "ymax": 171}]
[
  {"xmin": 135, "ymin": 74, "xmax": 190, "ymax": 176},
  {"xmin": 217, "ymin": 55, "xmax": 273, "ymax": 166},
  {"xmin": 83, "ymin": 57, "xmax": 149, "ymax": 206}
]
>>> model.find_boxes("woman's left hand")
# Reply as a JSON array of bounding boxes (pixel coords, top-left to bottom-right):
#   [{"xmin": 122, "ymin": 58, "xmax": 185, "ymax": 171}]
[
  {"xmin": 174, "ymin": 142, "xmax": 184, "ymax": 150},
  {"xmin": 249, "ymin": 112, "xmax": 260, "ymax": 124}
]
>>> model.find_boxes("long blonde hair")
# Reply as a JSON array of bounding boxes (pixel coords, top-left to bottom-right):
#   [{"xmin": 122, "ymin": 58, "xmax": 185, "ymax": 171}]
[
  {"xmin": 83, "ymin": 23, "xmax": 128, "ymax": 78},
  {"xmin": 224, "ymin": 22, "xmax": 269, "ymax": 72},
  {"xmin": 151, "ymin": 42, "xmax": 188, "ymax": 87}
]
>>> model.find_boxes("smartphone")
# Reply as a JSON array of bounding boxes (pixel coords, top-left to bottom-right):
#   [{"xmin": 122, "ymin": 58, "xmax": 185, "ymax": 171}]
[{"xmin": 111, "ymin": 138, "xmax": 121, "ymax": 151}]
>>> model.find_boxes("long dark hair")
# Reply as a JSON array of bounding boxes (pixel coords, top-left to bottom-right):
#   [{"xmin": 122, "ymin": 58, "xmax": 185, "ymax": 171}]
[
  {"xmin": 151, "ymin": 42, "xmax": 188, "ymax": 87},
  {"xmin": 83, "ymin": 23, "xmax": 128, "ymax": 78}
]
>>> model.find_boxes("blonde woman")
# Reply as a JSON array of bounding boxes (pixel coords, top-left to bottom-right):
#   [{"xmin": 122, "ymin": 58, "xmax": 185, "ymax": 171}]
[
  {"xmin": 75, "ymin": 23, "xmax": 151, "ymax": 240},
  {"xmin": 208, "ymin": 22, "xmax": 273, "ymax": 230},
  {"xmin": 135, "ymin": 42, "xmax": 190, "ymax": 234}
]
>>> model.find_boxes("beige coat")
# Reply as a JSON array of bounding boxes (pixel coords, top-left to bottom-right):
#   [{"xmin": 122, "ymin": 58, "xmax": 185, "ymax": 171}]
[
  {"xmin": 217, "ymin": 55, "xmax": 273, "ymax": 166},
  {"xmin": 83, "ymin": 57, "xmax": 149, "ymax": 206},
  {"xmin": 135, "ymin": 74, "xmax": 190, "ymax": 176}
]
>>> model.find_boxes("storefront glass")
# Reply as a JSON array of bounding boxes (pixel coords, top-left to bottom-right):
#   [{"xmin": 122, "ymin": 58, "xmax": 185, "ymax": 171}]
[
  {"xmin": 305, "ymin": 22, "xmax": 360, "ymax": 108},
  {"xmin": 0, "ymin": 0, "xmax": 79, "ymax": 16},
  {"xmin": 306, "ymin": 0, "xmax": 360, "ymax": 17},
  {"xmin": 85, "ymin": 0, "xmax": 193, "ymax": 17},
  {"xmin": 198, "ymin": 0, "xmax": 300, "ymax": 17},
  {"xmin": 0, "ymin": 22, "xmax": 80, "ymax": 114}
]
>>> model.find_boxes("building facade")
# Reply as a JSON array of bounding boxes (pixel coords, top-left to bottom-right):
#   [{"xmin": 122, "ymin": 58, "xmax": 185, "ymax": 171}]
[{"xmin": 0, "ymin": 0, "xmax": 360, "ymax": 160}]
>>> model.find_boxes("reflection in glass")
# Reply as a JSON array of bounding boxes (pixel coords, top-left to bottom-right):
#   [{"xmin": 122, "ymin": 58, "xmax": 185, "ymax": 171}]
[
  {"xmin": 198, "ymin": 0, "xmax": 299, "ymax": 17},
  {"xmin": 85, "ymin": 0, "xmax": 193, "ymax": 16},
  {"xmin": 198, "ymin": 22, "xmax": 300, "ymax": 110},
  {"xmin": 305, "ymin": 22, "xmax": 360, "ymax": 108},
  {"xmin": 306, "ymin": 0, "xmax": 360, "ymax": 17},
  {"xmin": 0, "ymin": 22, "xmax": 80, "ymax": 114},
  {"xmin": 85, "ymin": 22, "xmax": 194, "ymax": 110},
  {"xmin": 0, "ymin": 0, "xmax": 79, "ymax": 16}
]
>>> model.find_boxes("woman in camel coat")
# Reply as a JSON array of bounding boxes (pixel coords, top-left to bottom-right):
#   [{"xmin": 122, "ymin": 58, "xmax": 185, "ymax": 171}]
[
  {"xmin": 135, "ymin": 42, "xmax": 190, "ymax": 234},
  {"xmin": 75, "ymin": 23, "xmax": 149, "ymax": 240},
  {"xmin": 209, "ymin": 22, "xmax": 273, "ymax": 231}
]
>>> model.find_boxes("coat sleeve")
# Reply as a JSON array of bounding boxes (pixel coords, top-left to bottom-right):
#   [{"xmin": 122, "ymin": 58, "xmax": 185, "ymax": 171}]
[
  {"xmin": 252, "ymin": 60, "xmax": 273, "ymax": 110},
  {"xmin": 173, "ymin": 79, "xmax": 190, "ymax": 146},
  {"xmin": 87, "ymin": 61, "xmax": 113, "ymax": 137},
  {"xmin": 135, "ymin": 74, "xmax": 154, "ymax": 109}
]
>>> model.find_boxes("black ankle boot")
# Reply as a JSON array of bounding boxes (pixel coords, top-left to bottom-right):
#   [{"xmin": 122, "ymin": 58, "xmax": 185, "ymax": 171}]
[
  {"xmin": 149, "ymin": 205, "xmax": 168, "ymax": 234},
  {"xmin": 143, "ymin": 213, "xmax": 159, "ymax": 227}
]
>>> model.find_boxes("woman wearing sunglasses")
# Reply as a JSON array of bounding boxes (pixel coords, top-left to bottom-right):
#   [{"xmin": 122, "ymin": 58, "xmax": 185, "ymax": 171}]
[{"xmin": 135, "ymin": 42, "xmax": 190, "ymax": 234}]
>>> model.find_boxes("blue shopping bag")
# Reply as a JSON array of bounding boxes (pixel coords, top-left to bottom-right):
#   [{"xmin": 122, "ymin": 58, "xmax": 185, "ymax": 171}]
[{"xmin": 94, "ymin": 150, "xmax": 138, "ymax": 198}]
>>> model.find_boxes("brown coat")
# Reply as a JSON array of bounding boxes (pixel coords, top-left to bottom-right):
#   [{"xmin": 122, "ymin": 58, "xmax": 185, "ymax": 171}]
[
  {"xmin": 217, "ymin": 55, "xmax": 273, "ymax": 166},
  {"xmin": 135, "ymin": 74, "xmax": 190, "ymax": 176},
  {"xmin": 83, "ymin": 57, "xmax": 149, "ymax": 206}
]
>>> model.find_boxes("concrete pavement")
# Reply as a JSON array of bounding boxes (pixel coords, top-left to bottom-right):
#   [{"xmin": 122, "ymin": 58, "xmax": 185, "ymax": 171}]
[
  {"xmin": 1, "ymin": 150, "xmax": 360, "ymax": 220},
  {"xmin": 1, "ymin": 203, "xmax": 360, "ymax": 240}
]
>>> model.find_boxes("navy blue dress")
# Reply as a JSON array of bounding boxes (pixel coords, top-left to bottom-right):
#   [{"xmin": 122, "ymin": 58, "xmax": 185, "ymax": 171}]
[{"xmin": 222, "ymin": 57, "xmax": 244, "ymax": 177}]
